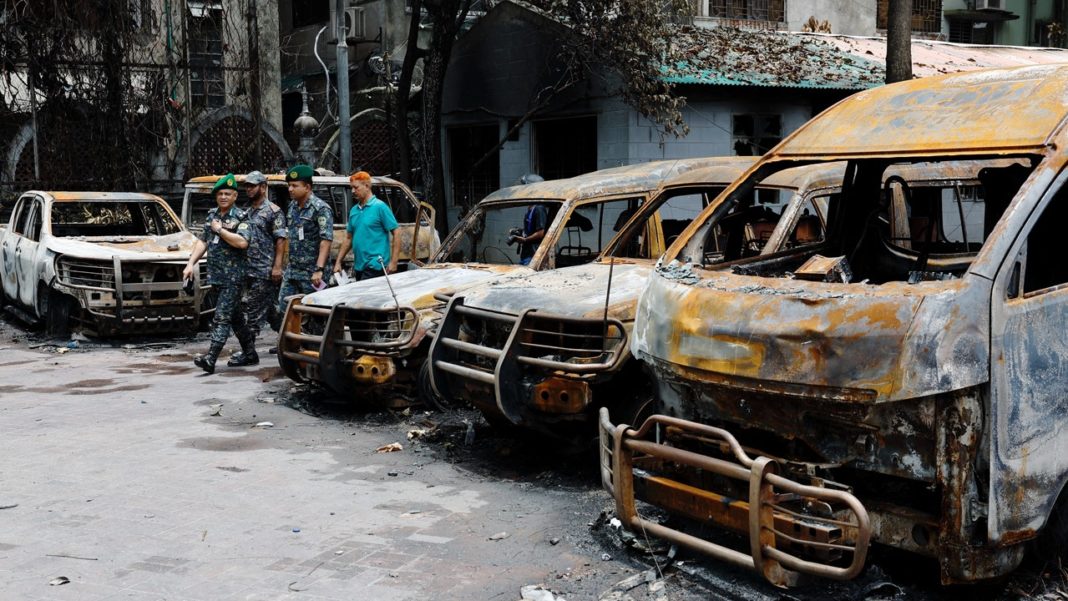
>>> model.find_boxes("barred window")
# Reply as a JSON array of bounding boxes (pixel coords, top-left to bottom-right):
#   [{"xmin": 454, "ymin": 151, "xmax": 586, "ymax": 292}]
[
  {"xmin": 188, "ymin": 2, "xmax": 225, "ymax": 110},
  {"xmin": 701, "ymin": 0, "xmax": 785, "ymax": 22},
  {"xmin": 877, "ymin": 0, "xmax": 943, "ymax": 34}
]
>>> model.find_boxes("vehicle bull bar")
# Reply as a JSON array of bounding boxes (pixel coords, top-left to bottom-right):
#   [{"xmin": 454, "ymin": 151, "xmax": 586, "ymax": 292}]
[
  {"xmin": 278, "ymin": 297, "xmax": 419, "ymax": 388},
  {"xmin": 597, "ymin": 408, "xmax": 871, "ymax": 588}
]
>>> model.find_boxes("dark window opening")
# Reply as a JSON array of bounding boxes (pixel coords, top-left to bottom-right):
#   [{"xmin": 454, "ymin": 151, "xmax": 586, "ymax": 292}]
[
  {"xmin": 948, "ymin": 19, "xmax": 994, "ymax": 44},
  {"xmin": 292, "ymin": 1, "xmax": 330, "ymax": 28},
  {"xmin": 533, "ymin": 116, "xmax": 597, "ymax": 181},
  {"xmin": 448, "ymin": 124, "xmax": 500, "ymax": 207},
  {"xmin": 1023, "ymin": 184, "xmax": 1068, "ymax": 295},
  {"xmin": 733, "ymin": 114, "xmax": 782, "ymax": 156},
  {"xmin": 188, "ymin": 5, "xmax": 225, "ymax": 110}
]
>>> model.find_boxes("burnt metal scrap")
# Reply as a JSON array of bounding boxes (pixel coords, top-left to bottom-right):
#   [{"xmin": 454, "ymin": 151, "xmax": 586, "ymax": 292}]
[{"xmin": 605, "ymin": 64, "xmax": 1068, "ymax": 587}]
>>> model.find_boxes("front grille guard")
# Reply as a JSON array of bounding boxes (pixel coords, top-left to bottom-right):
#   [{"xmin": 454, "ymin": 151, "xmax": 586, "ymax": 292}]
[
  {"xmin": 279, "ymin": 299, "xmax": 419, "ymax": 387},
  {"xmin": 598, "ymin": 408, "xmax": 871, "ymax": 588},
  {"xmin": 511, "ymin": 311, "xmax": 627, "ymax": 376}
]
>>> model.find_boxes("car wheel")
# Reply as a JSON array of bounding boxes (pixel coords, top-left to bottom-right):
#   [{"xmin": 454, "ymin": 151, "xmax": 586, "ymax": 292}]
[
  {"xmin": 41, "ymin": 288, "xmax": 73, "ymax": 339},
  {"xmin": 417, "ymin": 358, "xmax": 450, "ymax": 412}
]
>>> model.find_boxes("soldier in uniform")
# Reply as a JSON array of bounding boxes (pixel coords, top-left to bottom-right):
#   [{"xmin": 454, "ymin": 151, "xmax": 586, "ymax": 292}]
[
  {"xmin": 277, "ymin": 164, "xmax": 334, "ymax": 316},
  {"xmin": 182, "ymin": 174, "xmax": 254, "ymax": 374},
  {"xmin": 229, "ymin": 170, "xmax": 286, "ymax": 367}
]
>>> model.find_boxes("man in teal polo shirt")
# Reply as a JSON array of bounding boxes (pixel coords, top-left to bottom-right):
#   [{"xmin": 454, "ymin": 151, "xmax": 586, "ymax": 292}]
[{"xmin": 332, "ymin": 170, "xmax": 400, "ymax": 280}]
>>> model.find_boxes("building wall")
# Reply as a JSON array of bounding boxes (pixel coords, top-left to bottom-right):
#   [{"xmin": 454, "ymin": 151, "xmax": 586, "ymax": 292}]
[{"xmin": 785, "ymin": 0, "xmax": 876, "ymax": 36}]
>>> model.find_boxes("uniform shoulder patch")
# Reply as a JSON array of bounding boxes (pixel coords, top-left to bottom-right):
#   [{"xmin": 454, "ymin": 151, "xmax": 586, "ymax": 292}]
[
  {"xmin": 237, "ymin": 223, "xmax": 250, "ymax": 231},
  {"xmin": 316, "ymin": 216, "xmax": 327, "ymax": 226}
]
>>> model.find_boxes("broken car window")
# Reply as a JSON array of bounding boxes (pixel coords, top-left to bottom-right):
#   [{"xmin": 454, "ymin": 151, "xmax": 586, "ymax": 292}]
[
  {"xmin": 687, "ymin": 157, "xmax": 1038, "ymax": 284},
  {"xmin": 51, "ymin": 201, "xmax": 183, "ymax": 238},
  {"xmin": 438, "ymin": 201, "xmax": 563, "ymax": 265},
  {"xmin": 555, "ymin": 197, "xmax": 642, "ymax": 267}
]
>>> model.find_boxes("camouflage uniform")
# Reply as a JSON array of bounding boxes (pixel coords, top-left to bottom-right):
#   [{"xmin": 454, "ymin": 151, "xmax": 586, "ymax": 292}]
[
  {"xmin": 201, "ymin": 207, "xmax": 253, "ymax": 346},
  {"xmin": 278, "ymin": 194, "xmax": 334, "ymax": 313},
  {"xmin": 240, "ymin": 200, "xmax": 286, "ymax": 337}
]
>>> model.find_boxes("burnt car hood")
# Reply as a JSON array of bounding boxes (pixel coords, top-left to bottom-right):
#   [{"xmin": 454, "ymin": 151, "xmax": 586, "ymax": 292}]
[
  {"xmin": 301, "ymin": 264, "xmax": 533, "ymax": 310},
  {"xmin": 46, "ymin": 232, "xmax": 198, "ymax": 261},
  {"xmin": 633, "ymin": 263, "xmax": 990, "ymax": 402},
  {"xmin": 461, "ymin": 261, "xmax": 654, "ymax": 321}
]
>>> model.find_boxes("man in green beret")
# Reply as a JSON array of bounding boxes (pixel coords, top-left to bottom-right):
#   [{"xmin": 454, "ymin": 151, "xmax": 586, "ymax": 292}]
[
  {"xmin": 277, "ymin": 164, "xmax": 333, "ymax": 317},
  {"xmin": 182, "ymin": 173, "xmax": 254, "ymax": 373}
]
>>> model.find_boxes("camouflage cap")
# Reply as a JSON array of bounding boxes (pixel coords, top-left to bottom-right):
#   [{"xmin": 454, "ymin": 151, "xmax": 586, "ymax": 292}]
[
  {"xmin": 212, "ymin": 173, "xmax": 238, "ymax": 193},
  {"xmin": 245, "ymin": 170, "xmax": 267, "ymax": 185},
  {"xmin": 285, "ymin": 164, "xmax": 315, "ymax": 183}
]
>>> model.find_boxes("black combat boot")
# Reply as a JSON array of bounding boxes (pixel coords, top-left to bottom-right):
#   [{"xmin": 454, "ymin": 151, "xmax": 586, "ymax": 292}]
[
  {"xmin": 193, "ymin": 342, "xmax": 225, "ymax": 374},
  {"xmin": 227, "ymin": 334, "xmax": 260, "ymax": 367}
]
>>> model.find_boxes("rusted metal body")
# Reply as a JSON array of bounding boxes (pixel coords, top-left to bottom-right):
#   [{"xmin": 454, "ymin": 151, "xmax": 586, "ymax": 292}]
[
  {"xmin": 182, "ymin": 173, "xmax": 440, "ymax": 268},
  {"xmin": 277, "ymin": 159, "xmax": 735, "ymax": 403},
  {"xmin": 0, "ymin": 191, "xmax": 209, "ymax": 335},
  {"xmin": 607, "ymin": 65, "xmax": 1068, "ymax": 586}
]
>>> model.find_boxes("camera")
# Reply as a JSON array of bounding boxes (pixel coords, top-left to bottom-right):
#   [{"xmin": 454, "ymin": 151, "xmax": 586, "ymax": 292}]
[{"xmin": 505, "ymin": 227, "xmax": 523, "ymax": 246}]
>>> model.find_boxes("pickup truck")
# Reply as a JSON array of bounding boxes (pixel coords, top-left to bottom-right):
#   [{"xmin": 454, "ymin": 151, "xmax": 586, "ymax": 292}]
[
  {"xmin": 0, "ymin": 191, "xmax": 209, "ymax": 337},
  {"xmin": 180, "ymin": 172, "xmax": 439, "ymax": 269}
]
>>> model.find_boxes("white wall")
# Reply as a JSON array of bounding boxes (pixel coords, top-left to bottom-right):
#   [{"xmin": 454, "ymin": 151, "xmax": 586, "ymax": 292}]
[{"xmin": 785, "ymin": 0, "xmax": 876, "ymax": 36}]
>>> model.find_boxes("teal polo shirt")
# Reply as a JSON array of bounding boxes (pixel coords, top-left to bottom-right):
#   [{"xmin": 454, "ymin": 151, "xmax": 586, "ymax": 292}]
[{"xmin": 346, "ymin": 196, "xmax": 399, "ymax": 271}]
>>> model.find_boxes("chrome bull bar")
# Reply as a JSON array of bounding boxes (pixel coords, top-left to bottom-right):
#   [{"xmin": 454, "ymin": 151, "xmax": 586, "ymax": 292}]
[{"xmin": 598, "ymin": 408, "xmax": 871, "ymax": 588}]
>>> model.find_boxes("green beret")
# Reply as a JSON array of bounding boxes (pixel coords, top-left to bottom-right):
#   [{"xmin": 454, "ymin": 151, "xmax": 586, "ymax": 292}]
[
  {"xmin": 212, "ymin": 173, "xmax": 238, "ymax": 193},
  {"xmin": 285, "ymin": 164, "xmax": 315, "ymax": 183}
]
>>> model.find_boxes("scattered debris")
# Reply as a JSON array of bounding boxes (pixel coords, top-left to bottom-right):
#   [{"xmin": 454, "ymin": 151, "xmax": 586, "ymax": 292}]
[
  {"xmin": 56, "ymin": 347, "xmax": 69, "ymax": 355},
  {"xmin": 550, "ymin": 537, "xmax": 560, "ymax": 545},
  {"xmin": 253, "ymin": 421, "xmax": 274, "ymax": 428},
  {"xmin": 45, "ymin": 554, "xmax": 97, "ymax": 561},
  {"xmin": 860, "ymin": 581, "xmax": 904, "ymax": 599},
  {"xmin": 598, "ymin": 568, "xmax": 664, "ymax": 601},
  {"xmin": 66, "ymin": 340, "xmax": 79, "ymax": 349},
  {"xmin": 258, "ymin": 397, "xmax": 276, "ymax": 404},
  {"xmin": 48, "ymin": 576, "xmax": 70, "ymax": 586},
  {"xmin": 208, "ymin": 404, "xmax": 222, "ymax": 416},
  {"xmin": 464, "ymin": 420, "xmax": 476, "ymax": 446},
  {"xmin": 387, "ymin": 471, "xmax": 398, "ymax": 477},
  {"xmin": 375, "ymin": 442, "xmax": 403, "ymax": 453},
  {"xmin": 292, "ymin": 527, "xmax": 301, "ymax": 533},
  {"xmin": 488, "ymin": 531, "xmax": 509, "ymax": 541},
  {"xmin": 406, "ymin": 428, "xmax": 428, "ymax": 440},
  {"xmin": 0, "ymin": 504, "xmax": 17, "ymax": 510},
  {"xmin": 521, "ymin": 584, "xmax": 565, "ymax": 601},
  {"xmin": 600, "ymin": 553, "xmax": 612, "ymax": 561}
]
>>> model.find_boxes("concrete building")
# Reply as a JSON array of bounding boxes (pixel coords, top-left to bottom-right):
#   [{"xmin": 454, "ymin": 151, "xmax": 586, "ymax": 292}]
[{"xmin": 0, "ymin": 0, "xmax": 289, "ymax": 193}]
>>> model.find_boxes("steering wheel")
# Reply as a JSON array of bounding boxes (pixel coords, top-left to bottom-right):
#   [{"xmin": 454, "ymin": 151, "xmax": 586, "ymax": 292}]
[{"xmin": 480, "ymin": 246, "xmax": 514, "ymax": 265}]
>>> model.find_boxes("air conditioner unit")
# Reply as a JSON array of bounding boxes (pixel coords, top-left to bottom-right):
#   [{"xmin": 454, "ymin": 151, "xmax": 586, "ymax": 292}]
[{"xmin": 976, "ymin": 0, "xmax": 1004, "ymax": 11}]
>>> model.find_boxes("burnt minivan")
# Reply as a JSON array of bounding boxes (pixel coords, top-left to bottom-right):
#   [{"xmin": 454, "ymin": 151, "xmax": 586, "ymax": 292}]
[{"xmin": 601, "ymin": 65, "xmax": 1068, "ymax": 586}]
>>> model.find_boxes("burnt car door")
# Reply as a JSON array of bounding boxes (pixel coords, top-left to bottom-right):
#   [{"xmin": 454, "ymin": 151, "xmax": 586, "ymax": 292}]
[
  {"xmin": 14, "ymin": 196, "xmax": 44, "ymax": 309},
  {"xmin": 1, "ymin": 196, "xmax": 30, "ymax": 300},
  {"xmin": 989, "ymin": 166, "xmax": 1068, "ymax": 542}
]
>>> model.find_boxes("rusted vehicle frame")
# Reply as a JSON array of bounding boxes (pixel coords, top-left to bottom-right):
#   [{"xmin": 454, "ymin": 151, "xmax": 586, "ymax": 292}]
[
  {"xmin": 1, "ymin": 191, "xmax": 208, "ymax": 336},
  {"xmin": 278, "ymin": 159, "xmax": 734, "ymax": 403},
  {"xmin": 607, "ymin": 65, "xmax": 1068, "ymax": 586}
]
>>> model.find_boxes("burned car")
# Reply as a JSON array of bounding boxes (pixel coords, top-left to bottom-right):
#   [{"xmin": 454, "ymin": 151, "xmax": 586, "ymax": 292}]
[
  {"xmin": 429, "ymin": 158, "xmax": 774, "ymax": 433},
  {"xmin": 277, "ymin": 159, "xmax": 738, "ymax": 405},
  {"xmin": 0, "ymin": 191, "xmax": 208, "ymax": 336},
  {"xmin": 182, "ymin": 172, "xmax": 439, "ymax": 269},
  {"xmin": 600, "ymin": 64, "xmax": 1068, "ymax": 586}
]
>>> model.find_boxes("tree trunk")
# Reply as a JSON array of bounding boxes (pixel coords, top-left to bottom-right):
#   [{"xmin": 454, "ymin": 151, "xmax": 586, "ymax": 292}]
[
  {"xmin": 886, "ymin": 0, "xmax": 913, "ymax": 84},
  {"xmin": 395, "ymin": 0, "xmax": 424, "ymax": 186}
]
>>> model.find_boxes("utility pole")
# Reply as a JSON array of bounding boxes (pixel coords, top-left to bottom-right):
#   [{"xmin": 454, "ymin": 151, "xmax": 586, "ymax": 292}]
[
  {"xmin": 248, "ymin": 0, "xmax": 264, "ymax": 167},
  {"xmin": 336, "ymin": 0, "xmax": 353, "ymax": 214}
]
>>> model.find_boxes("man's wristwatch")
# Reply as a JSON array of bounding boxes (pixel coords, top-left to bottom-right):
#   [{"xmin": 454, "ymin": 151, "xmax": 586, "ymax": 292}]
[{"xmin": 314, "ymin": 265, "xmax": 324, "ymax": 272}]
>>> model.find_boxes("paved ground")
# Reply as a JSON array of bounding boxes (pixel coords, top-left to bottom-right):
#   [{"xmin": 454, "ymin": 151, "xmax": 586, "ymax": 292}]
[
  {"xmin": 1, "ymin": 316, "xmax": 1065, "ymax": 601},
  {"xmin": 0, "ymin": 319, "xmax": 713, "ymax": 601}
]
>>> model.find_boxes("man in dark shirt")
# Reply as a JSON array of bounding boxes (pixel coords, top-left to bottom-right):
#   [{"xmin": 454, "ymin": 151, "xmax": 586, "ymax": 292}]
[{"xmin": 515, "ymin": 203, "xmax": 548, "ymax": 266}]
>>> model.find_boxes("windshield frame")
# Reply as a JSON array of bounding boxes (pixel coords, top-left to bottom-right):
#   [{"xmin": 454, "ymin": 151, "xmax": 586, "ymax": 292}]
[{"xmin": 48, "ymin": 198, "xmax": 185, "ymax": 238}]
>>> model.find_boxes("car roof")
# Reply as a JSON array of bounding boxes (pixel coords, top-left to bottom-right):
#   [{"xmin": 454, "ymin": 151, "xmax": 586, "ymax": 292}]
[
  {"xmin": 185, "ymin": 174, "xmax": 405, "ymax": 187},
  {"xmin": 775, "ymin": 64, "xmax": 1068, "ymax": 158},
  {"xmin": 36, "ymin": 191, "xmax": 165, "ymax": 203},
  {"xmin": 478, "ymin": 157, "xmax": 756, "ymax": 204}
]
